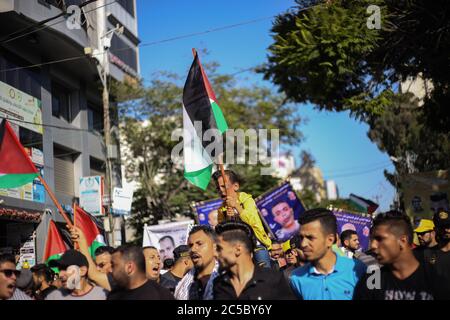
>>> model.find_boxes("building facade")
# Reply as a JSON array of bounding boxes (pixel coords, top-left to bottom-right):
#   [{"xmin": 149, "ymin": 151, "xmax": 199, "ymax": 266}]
[{"xmin": 0, "ymin": 0, "xmax": 139, "ymax": 264}]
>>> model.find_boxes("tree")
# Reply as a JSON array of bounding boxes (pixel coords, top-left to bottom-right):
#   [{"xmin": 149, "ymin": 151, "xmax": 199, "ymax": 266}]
[
  {"xmin": 113, "ymin": 64, "xmax": 304, "ymax": 241},
  {"xmin": 262, "ymin": 0, "xmax": 450, "ymax": 184}
]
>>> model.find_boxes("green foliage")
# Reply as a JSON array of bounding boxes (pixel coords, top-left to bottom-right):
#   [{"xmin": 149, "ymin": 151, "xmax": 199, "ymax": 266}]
[{"xmin": 263, "ymin": 0, "xmax": 450, "ymax": 188}]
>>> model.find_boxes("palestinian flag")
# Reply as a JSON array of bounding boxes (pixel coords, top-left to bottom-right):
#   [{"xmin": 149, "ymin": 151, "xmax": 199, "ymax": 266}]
[
  {"xmin": 0, "ymin": 120, "xmax": 39, "ymax": 188},
  {"xmin": 74, "ymin": 204, "xmax": 106, "ymax": 258},
  {"xmin": 44, "ymin": 220, "xmax": 68, "ymax": 268},
  {"xmin": 182, "ymin": 51, "xmax": 228, "ymax": 190},
  {"xmin": 349, "ymin": 193, "xmax": 379, "ymax": 215}
]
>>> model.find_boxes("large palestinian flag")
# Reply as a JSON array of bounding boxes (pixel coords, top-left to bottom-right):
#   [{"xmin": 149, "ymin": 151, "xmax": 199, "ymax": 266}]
[
  {"xmin": 182, "ymin": 51, "xmax": 228, "ymax": 190},
  {"xmin": 74, "ymin": 204, "xmax": 106, "ymax": 258},
  {"xmin": 44, "ymin": 220, "xmax": 68, "ymax": 267},
  {"xmin": 0, "ymin": 120, "xmax": 39, "ymax": 188}
]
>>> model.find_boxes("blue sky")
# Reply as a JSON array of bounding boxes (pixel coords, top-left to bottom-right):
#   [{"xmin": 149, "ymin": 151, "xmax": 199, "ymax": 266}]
[{"xmin": 135, "ymin": 0, "xmax": 395, "ymax": 210}]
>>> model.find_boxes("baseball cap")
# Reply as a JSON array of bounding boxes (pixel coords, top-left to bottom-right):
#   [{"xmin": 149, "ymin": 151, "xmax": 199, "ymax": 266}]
[
  {"xmin": 173, "ymin": 245, "xmax": 190, "ymax": 262},
  {"xmin": 414, "ymin": 219, "xmax": 435, "ymax": 233},
  {"xmin": 49, "ymin": 250, "xmax": 89, "ymax": 269},
  {"xmin": 434, "ymin": 210, "xmax": 450, "ymax": 229}
]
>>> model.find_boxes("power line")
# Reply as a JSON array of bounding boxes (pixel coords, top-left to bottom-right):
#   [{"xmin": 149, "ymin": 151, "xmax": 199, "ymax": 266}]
[
  {"xmin": 0, "ymin": 0, "xmax": 117, "ymax": 45},
  {"xmin": 0, "ymin": 116, "xmax": 103, "ymax": 133},
  {"xmin": 325, "ymin": 163, "xmax": 394, "ymax": 179},
  {"xmin": 322, "ymin": 160, "xmax": 393, "ymax": 175},
  {"xmin": 0, "ymin": 3, "xmax": 323, "ymax": 74}
]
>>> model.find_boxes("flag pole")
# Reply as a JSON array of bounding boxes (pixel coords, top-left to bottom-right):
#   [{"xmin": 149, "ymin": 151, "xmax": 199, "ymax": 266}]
[
  {"xmin": 191, "ymin": 48, "xmax": 233, "ymax": 219},
  {"xmin": 38, "ymin": 175, "xmax": 73, "ymax": 227}
]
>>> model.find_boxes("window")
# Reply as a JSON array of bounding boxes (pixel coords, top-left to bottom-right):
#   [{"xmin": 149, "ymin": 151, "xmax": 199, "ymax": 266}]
[
  {"xmin": 110, "ymin": 34, "xmax": 138, "ymax": 72},
  {"xmin": 88, "ymin": 106, "xmax": 104, "ymax": 132},
  {"xmin": 54, "ymin": 145, "xmax": 77, "ymax": 197},
  {"xmin": 117, "ymin": 0, "xmax": 135, "ymax": 17},
  {"xmin": 52, "ymin": 83, "xmax": 71, "ymax": 122},
  {"xmin": 0, "ymin": 55, "xmax": 41, "ymax": 99}
]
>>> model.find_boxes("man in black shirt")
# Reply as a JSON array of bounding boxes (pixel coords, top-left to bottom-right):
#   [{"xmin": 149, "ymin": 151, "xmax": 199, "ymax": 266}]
[
  {"xmin": 420, "ymin": 210, "xmax": 450, "ymax": 300},
  {"xmin": 160, "ymin": 245, "xmax": 193, "ymax": 294},
  {"xmin": 107, "ymin": 245, "xmax": 174, "ymax": 300},
  {"xmin": 353, "ymin": 210, "xmax": 439, "ymax": 300},
  {"xmin": 213, "ymin": 221, "xmax": 296, "ymax": 300},
  {"xmin": 30, "ymin": 264, "xmax": 57, "ymax": 300}
]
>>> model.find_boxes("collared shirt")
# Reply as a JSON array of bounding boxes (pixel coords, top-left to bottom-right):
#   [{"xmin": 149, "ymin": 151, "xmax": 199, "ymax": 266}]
[
  {"xmin": 213, "ymin": 266, "xmax": 297, "ymax": 300},
  {"xmin": 290, "ymin": 253, "xmax": 367, "ymax": 300},
  {"xmin": 218, "ymin": 192, "xmax": 272, "ymax": 249}
]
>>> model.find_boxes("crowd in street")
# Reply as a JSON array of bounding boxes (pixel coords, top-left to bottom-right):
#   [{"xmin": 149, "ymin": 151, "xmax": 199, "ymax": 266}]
[{"xmin": 1, "ymin": 170, "xmax": 449, "ymax": 300}]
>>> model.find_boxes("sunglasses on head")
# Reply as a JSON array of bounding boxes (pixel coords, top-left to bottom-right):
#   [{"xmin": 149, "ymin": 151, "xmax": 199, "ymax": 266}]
[{"xmin": 0, "ymin": 269, "xmax": 21, "ymax": 278}]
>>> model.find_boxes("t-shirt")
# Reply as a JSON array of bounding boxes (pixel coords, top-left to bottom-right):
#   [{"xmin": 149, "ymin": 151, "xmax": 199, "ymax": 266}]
[
  {"xmin": 160, "ymin": 271, "xmax": 182, "ymax": 294},
  {"xmin": 107, "ymin": 279, "xmax": 174, "ymax": 300},
  {"xmin": 420, "ymin": 247, "xmax": 450, "ymax": 299},
  {"xmin": 353, "ymin": 264, "xmax": 437, "ymax": 300},
  {"xmin": 45, "ymin": 285, "xmax": 108, "ymax": 300}
]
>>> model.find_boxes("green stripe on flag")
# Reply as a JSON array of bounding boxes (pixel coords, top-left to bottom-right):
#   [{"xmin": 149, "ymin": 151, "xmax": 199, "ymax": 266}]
[
  {"xmin": 211, "ymin": 101, "xmax": 228, "ymax": 134},
  {"xmin": 46, "ymin": 253, "xmax": 63, "ymax": 274},
  {"xmin": 89, "ymin": 240, "xmax": 105, "ymax": 259},
  {"xmin": 184, "ymin": 164, "xmax": 213, "ymax": 190},
  {"xmin": 0, "ymin": 173, "xmax": 39, "ymax": 189}
]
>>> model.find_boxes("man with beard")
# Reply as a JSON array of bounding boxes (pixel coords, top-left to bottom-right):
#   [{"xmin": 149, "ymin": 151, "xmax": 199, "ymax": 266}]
[
  {"xmin": 30, "ymin": 264, "xmax": 57, "ymax": 300},
  {"xmin": 160, "ymin": 245, "xmax": 193, "ymax": 294},
  {"xmin": 174, "ymin": 225, "xmax": 220, "ymax": 300},
  {"xmin": 143, "ymin": 246, "xmax": 162, "ymax": 282},
  {"xmin": 213, "ymin": 221, "xmax": 296, "ymax": 300},
  {"xmin": 46, "ymin": 250, "xmax": 108, "ymax": 300},
  {"xmin": 107, "ymin": 245, "xmax": 173, "ymax": 300}
]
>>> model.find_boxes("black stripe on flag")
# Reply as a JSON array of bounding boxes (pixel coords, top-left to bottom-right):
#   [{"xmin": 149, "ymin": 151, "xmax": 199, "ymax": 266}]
[{"xmin": 183, "ymin": 55, "xmax": 217, "ymax": 150}]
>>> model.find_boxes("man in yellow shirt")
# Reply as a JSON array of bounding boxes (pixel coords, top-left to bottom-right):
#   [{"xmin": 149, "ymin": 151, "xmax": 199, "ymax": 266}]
[{"xmin": 212, "ymin": 170, "xmax": 272, "ymax": 268}]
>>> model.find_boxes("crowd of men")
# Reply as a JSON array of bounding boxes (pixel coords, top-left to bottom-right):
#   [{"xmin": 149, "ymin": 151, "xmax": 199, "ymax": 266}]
[{"xmin": 1, "ymin": 170, "xmax": 449, "ymax": 300}]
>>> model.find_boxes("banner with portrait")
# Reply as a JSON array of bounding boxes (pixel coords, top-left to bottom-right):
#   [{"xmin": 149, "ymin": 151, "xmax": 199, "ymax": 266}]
[
  {"xmin": 333, "ymin": 210, "xmax": 373, "ymax": 251},
  {"xmin": 255, "ymin": 181, "xmax": 306, "ymax": 242},
  {"xmin": 142, "ymin": 220, "xmax": 194, "ymax": 262},
  {"xmin": 192, "ymin": 198, "xmax": 223, "ymax": 228}
]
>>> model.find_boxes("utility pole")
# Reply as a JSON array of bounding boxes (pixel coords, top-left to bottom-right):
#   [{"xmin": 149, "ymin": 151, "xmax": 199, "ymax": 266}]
[{"xmin": 85, "ymin": 0, "xmax": 123, "ymax": 246}]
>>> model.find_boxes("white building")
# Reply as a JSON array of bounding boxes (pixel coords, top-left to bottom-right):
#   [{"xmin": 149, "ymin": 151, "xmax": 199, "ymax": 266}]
[{"xmin": 326, "ymin": 180, "xmax": 339, "ymax": 200}]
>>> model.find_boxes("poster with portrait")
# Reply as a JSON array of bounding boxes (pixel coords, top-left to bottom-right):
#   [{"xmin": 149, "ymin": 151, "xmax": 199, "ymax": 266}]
[
  {"xmin": 401, "ymin": 170, "xmax": 449, "ymax": 223},
  {"xmin": 142, "ymin": 220, "xmax": 194, "ymax": 262},
  {"xmin": 333, "ymin": 210, "xmax": 373, "ymax": 251},
  {"xmin": 255, "ymin": 181, "xmax": 306, "ymax": 242},
  {"xmin": 192, "ymin": 198, "xmax": 223, "ymax": 228}
]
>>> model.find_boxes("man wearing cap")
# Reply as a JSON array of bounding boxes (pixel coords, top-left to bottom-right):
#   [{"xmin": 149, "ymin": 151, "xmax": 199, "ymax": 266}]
[
  {"xmin": 45, "ymin": 250, "xmax": 108, "ymax": 300},
  {"xmin": 415, "ymin": 219, "xmax": 438, "ymax": 249},
  {"xmin": 160, "ymin": 245, "xmax": 193, "ymax": 294}
]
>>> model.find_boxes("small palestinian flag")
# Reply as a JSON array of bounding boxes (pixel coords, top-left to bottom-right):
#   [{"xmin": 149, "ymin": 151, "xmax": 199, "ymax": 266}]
[
  {"xmin": 182, "ymin": 51, "xmax": 228, "ymax": 190},
  {"xmin": 44, "ymin": 220, "xmax": 68, "ymax": 268},
  {"xmin": 74, "ymin": 204, "xmax": 106, "ymax": 258},
  {"xmin": 0, "ymin": 120, "xmax": 39, "ymax": 189},
  {"xmin": 349, "ymin": 193, "xmax": 379, "ymax": 215}
]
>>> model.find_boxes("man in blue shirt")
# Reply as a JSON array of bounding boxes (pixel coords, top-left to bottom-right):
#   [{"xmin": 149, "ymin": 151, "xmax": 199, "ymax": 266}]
[{"xmin": 290, "ymin": 208, "xmax": 367, "ymax": 300}]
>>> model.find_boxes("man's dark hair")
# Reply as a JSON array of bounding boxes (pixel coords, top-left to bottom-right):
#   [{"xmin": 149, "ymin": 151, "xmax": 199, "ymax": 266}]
[
  {"xmin": 215, "ymin": 221, "xmax": 256, "ymax": 253},
  {"xmin": 114, "ymin": 245, "xmax": 146, "ymax": 273},
  {"xmin": 372, "ymin": 210, "xmax": 414, "ymax": 245},
  {"xmin": 298, "ymin": 208, "xmax": 337, "ymax": 240},
  {"xmin": 271, "ymin": 239, "xmax": 284, "ymax": 246},
  {"xmin": 30, "ymin": 264, "xmax": 54, "ymax": 283},
  {"xmin": 0, "ymin": 253, "xmax": 15, "ymax": 266},
  {"xmin": 94, "ymin": 246, "xmax": 115, "ymax": 257},
  {"xmin": 159, "ymin": 235, "xmax": 175, "ymax": 247},
  {"xmin": 163, "ymin": 258, "xmax": 175, "ymax": 269},
  {"xmin": 340, "ymin": 230, "xmax": 358, "ymax": 245},
  {"xmin": 212, "ymin": 169, "xmax": 243, "ymax": 185},
  {"xmin": 189, "ymin": 225, "xmax": 217, "ymax": 241},
  {"xmin": 142, "ymin": 246, "xmax": 157, "ymax": 251}
]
